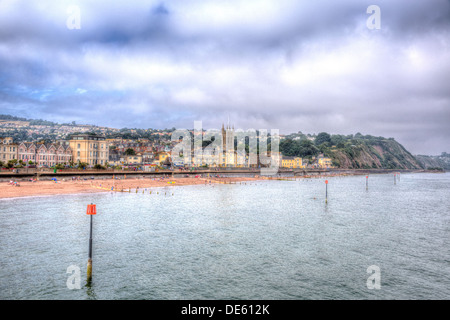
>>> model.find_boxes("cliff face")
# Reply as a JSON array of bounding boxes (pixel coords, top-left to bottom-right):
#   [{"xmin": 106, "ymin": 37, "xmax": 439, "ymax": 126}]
[
  {"xmin": 415, "ymin": 153, "xmax": 450, "ymax": 170},
  {"xmin": 327, "ymin": 139, "xmax": 423, "ymax": 169}
]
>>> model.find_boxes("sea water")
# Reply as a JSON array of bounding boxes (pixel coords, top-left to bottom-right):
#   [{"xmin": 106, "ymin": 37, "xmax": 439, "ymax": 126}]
[{"xmin": 0, "ymin": 173, "xmax": 449, "ymax": 299}]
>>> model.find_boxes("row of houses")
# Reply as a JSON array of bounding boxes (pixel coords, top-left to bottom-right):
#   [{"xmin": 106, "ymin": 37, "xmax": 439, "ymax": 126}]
[
  {"xmin": 1, "ymin": 134, "xmax": 106, "ymax": 167},
  {"xmin": 1, "ymin": 137, "xmax": 72, "ymax": 167},
  {"xmin": 281, "ymin": 156, "xmax": 333, "ymax": 169}
]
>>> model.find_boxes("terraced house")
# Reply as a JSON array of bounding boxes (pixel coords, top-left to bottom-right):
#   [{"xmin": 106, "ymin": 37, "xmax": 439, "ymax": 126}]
[
  {"xmin": 17, "ymin": 142, "xmax": 37, "ymax": 163},
  {"xmin": 28, "ymin": 143, "xmax": 72, "ymax": 167}
]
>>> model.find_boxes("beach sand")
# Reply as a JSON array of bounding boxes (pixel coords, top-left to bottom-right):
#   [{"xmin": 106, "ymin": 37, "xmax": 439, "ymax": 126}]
[{"xmin": 0, "ymin": 176, "xmax": 262, "ymax": 199}]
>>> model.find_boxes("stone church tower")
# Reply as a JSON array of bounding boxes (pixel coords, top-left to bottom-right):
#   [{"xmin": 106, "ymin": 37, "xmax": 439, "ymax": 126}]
[{"xmin": 221, "ymin": 123, "xmax": 235, "ymax": 166}]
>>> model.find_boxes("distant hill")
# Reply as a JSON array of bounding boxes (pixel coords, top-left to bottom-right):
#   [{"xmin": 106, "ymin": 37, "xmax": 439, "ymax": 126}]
[
  {"xmin": 0, "ymin": 114, "xmax": 62, "ymax": 126},
  {"xmin": 0, "ymin": 114, "xmax": 28, "ymax": 121},
  {"xmin": 415, "ymin": 153, "xmax": 450, "ymax": 170}
]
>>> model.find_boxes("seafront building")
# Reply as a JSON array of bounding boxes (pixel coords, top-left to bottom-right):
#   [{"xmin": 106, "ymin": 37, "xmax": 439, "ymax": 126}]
[
  {"xmin": 1, "ymin": 137, "xmax": 73, "ymax": 167},
  {"xmin": 318, "ymin": 157, "xmax": 333, "ymax": 168},
  {"xmin": 281, "ymin": 156, "xmax": 304, "ymax": 169},
  {"xmin": 0, "ymin": 137, "xmax": 18, "ymax": 162},
  {"xmin": 69, "ymin": 134, "xmax": 109, "ymax": 166},
  {"xmin": 17, "ymin": 142, "xmax": 36, "ymax": 162},
  {"xmin": 34, "ymin": 143, "xmax": 72, "ymax": 167},
  {"xmin": 18, "ymin": 142, "xmax": 72, "ymax": 166}
]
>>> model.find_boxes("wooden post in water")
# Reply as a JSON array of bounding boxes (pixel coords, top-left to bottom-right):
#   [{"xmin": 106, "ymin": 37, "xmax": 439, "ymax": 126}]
[
  {"xmin": 86, "ymin": 204, "xmax": 96, "ymax": 283},
  {"xmin": 366, "ymin": 175, "xmax": 369, "ymax": 190},
  {"xmin": 394, "ymin": 174, "xmax": 396, "ymax": 185},
  {"xmin": 325, "ymin": 180, "xmax": 328, "ymax": 203}
]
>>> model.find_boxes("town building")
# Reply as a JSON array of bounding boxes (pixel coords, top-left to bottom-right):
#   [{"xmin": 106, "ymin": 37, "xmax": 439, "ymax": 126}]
[
  {"xmin": 281, "ymin": 156, "xmax": 304, "ymax": 169},
  {"xmin": 318, "ymin": 157, "xmax": 333, "ymax": 168},
  {"xmin": 0, "ymin": 137, "xmax": 18, "ymax": 162},
  {"xmin": 125, "ymin": 154, "xmax": 143, "ymax": 165},
  {"xmin": 17, "ymin": 142, "xmax": 37, "ymax": 163},
  {"xmin": 33, "ymin": 142, "xmax": 72, "ymax": 167},
  {"xmin": 69, "ymin": 134, "xmax": 109, "ymax": 166}
]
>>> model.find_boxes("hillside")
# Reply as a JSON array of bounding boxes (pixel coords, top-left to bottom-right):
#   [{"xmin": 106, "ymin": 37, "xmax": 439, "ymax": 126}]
[
  {"xmin": 0, "ymin": 113, "xmax": 175, "ymax": 143},
  {"xmin": 326, "ymin": 139, "xmax": 422, "ymax": 169},
  {"xmin": 280, "ymin": 133, "xmax": 423, "ymax": 170},
  {"xmin": 415, "ymin": 153, "xmax": 450, "ymax": 170}
]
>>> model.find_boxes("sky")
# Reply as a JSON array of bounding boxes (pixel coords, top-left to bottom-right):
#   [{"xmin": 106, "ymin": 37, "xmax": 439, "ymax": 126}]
[{"xmin": 0, "ymin": 0, "xmax": 449, "ymax": 155}]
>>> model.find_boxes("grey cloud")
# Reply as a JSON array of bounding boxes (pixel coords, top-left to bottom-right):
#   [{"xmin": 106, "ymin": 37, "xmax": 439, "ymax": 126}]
[{"xmin": 0, "ymin": 0, "xmax": 449, "ymax": 154}]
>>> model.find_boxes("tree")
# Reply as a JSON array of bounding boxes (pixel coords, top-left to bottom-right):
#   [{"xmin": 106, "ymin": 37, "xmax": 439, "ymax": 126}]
[
  {"xmin": 77, "ymin": 162, "xmax": 88, "ymax": 169},
  {"xmin": 125, "ymin": 148, "xmax": 136, "ymax": 156},
  {"xmin": 315, "ymin": 132, "xmax": 331, "ymax": 146},
  {"xmin": 7, "ymin": 159, "xmax": 17, "ymax": 168},
  {"xmin": 280, "ymin": 139, "xmax": 319, "ymax": 158},
  {"xmin": 318, "ymin": 142, "xmax": 331, "ymax": 153},
  {"xmin": 330, "ymin": 134, "xmax": 345, "ymax": 146},
  {"xmin": 0, "ymin": 160, "xmax": 4, "ymax": 168},
  {"xmin": 279, "ymin": 139, "xmax": 301, "ymax": 157},
  {"xmin": 298, "ymin": 140, "xmax": 320, "ymax": 157}
]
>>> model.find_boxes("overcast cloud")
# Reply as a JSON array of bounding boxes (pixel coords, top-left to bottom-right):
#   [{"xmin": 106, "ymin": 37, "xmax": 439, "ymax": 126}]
[{"xmin": 0, "ymin": 0, "xmax": 449, "ymax": 154}]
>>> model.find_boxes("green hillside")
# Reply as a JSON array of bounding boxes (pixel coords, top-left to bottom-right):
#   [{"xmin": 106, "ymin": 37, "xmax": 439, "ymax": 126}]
[{"xmin": 280, "ymin": 133, "xmax": 423, "ymax": 169}]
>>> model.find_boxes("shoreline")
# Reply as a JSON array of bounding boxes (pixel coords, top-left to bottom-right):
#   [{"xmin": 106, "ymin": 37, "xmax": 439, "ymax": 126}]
[
  {"xmin": 0, "ymin": 171, "xmax": 438, "ymax": 200},
  {"xmin": 0, "ymin": 176, "xmax": 262, "ymax": 200}
]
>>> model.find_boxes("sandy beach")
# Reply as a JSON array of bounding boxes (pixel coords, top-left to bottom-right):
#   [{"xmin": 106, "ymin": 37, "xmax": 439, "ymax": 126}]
[{"xmin": 0, "ymin": 176, "xmax": 262, "ymax": 199}]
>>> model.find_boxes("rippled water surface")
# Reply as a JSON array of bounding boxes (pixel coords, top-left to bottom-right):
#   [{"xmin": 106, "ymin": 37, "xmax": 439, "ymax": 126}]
[{"xmin": 0, "ymin": 173, "xmax": 449, "ymax": 299}]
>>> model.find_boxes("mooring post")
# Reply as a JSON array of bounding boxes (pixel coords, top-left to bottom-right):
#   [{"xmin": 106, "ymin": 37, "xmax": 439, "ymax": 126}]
[{"xmin": 86, "ymin": 203, "xmax": 96, "ymax": 283}]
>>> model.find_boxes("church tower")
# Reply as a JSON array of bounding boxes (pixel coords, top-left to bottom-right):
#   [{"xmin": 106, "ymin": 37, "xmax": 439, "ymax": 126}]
[{"xmin": 221, "ymin": 122, "xmax": 235, "ymax": 166}]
